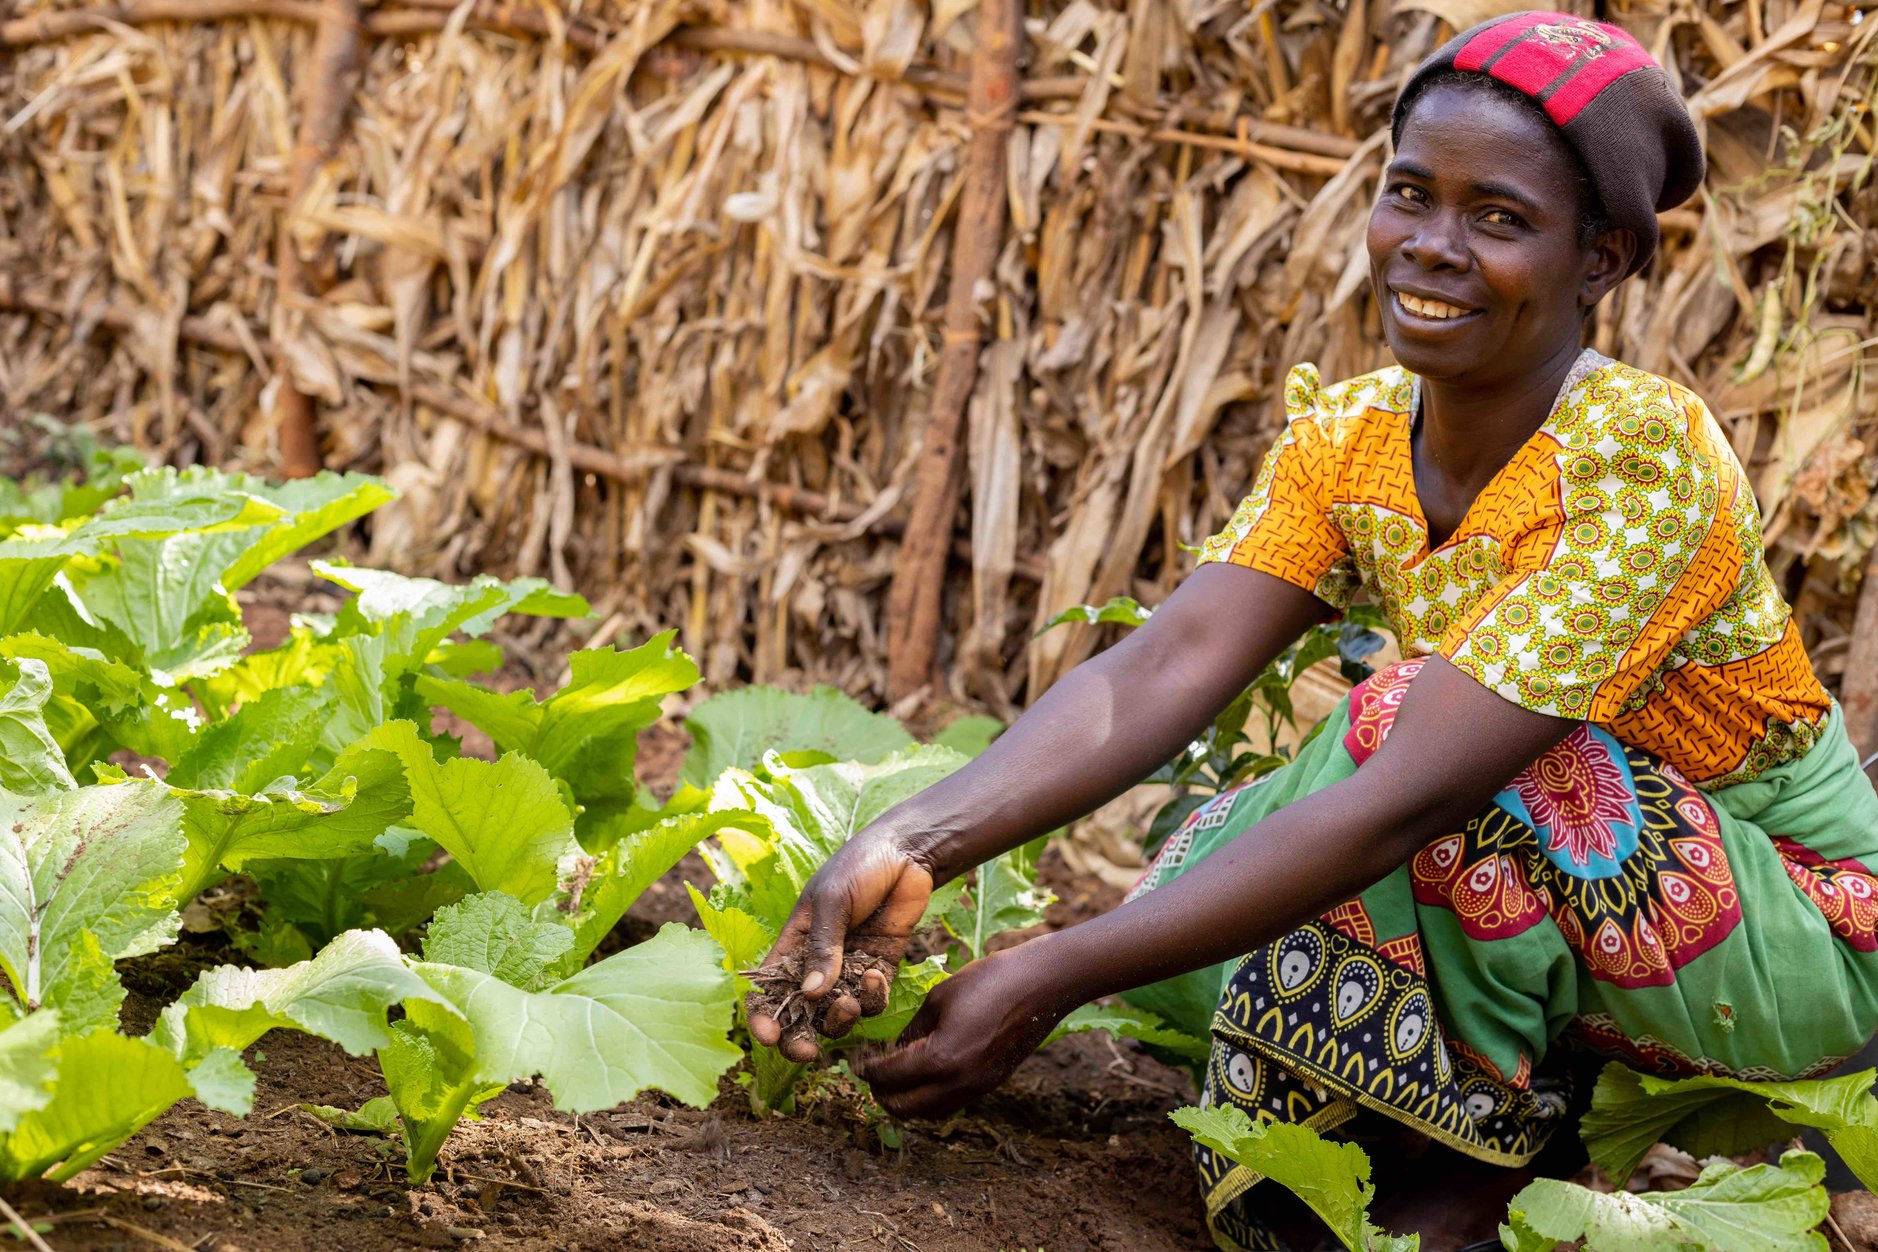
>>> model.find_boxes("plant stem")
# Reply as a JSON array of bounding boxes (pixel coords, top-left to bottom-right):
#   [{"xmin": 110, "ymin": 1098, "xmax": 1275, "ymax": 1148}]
[
  {"xmin": 402, "ymin": 1080, "xmax": 479, "ymax": 1184},
  {"xmin": 321, "ymin": 860, "xmax": 346, "ymax": 939}
]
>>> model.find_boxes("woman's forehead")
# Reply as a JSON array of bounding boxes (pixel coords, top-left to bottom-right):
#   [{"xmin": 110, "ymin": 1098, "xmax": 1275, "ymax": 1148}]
[{"xmin": 1395, "ymin": 83, "xmax": 1580, "ymax": 196}]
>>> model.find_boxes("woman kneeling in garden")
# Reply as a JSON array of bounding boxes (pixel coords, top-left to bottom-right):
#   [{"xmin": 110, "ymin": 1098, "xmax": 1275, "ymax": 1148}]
[{"xmin": 750, "ymin": 13, "xmax": 1878, "ymax": 1248}]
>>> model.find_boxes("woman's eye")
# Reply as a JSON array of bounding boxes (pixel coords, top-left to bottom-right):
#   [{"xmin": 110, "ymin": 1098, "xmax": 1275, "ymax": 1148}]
[
  {"xmin": 1390, "ymin": 184, "xmax": 1428, "ymax": 204},
  {"xmin": 1482, "ymin": 208, "xmax": 1524, "ymax": 227}
]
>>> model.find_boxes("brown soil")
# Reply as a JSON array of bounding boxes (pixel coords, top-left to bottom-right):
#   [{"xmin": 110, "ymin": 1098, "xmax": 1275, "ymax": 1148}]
[{"xmin": 45, "ymin": 919, "xmax": 1209, "ymax": 1252}]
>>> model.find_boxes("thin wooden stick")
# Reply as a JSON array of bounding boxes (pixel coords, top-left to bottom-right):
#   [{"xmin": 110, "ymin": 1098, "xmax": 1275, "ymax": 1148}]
[
  {"xmin": 884, "ymin": 0, "xmax": 1022, "ymax": 700},
  {"xmin": 1017, "ymin": 109, "xmax": 1352, "ymax": 177},
  {"xmin": 0, "ymin": 1195, "xmax": 54, "ymax": 1252},
  {"xmin": 0, "ymin": 0, "xmax": 328, "ymax": 44},
  {"xmin": 95, "ymin": 1215, "xmax": 199, "ymax": 1252},
  {"xmin": 364, "ymin": 2, "xmax": 607, "ymax": 51},
  {"xmin": 271, "ymin": 0, "xmax": 362, "ymax": 478},
  {"xmin": 1842, "ymin": 540, "xmax": 1878, "ymax": 770}
]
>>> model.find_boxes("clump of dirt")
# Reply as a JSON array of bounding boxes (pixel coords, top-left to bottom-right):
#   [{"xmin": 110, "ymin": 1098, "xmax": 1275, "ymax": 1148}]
[{"xmin": 744, "ymin": 949, "xmax": 894, "ymax": 1041}]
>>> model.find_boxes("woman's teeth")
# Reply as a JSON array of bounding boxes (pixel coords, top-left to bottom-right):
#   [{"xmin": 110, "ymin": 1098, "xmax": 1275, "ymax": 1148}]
[{"xmin": 1396, "ymin": 292, "xmax": 1474, "ymax": 320}]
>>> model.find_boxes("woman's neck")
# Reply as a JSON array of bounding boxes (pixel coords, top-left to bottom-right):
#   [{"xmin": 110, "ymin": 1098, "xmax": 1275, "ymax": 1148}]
[{"xmin": 1416, "ymin": 340, "xmax": 1584, "ymax": 491}]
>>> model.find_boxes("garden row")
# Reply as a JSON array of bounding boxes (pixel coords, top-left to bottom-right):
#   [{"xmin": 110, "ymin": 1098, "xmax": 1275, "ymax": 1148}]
[{"xmin": 1, "ymin": 450, "xmax": 1873, "ymax": 1251}]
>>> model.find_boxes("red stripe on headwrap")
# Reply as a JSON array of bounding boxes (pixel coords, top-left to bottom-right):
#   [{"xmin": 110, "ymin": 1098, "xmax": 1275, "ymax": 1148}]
[
  {"xmin": 1484, "ymin": 38, "xmax": 1584, "ymax": 98},
  {"xmin": 1543, "ymin": 42, "xmax": 1655, "ymax": 124},
  {"xmin": 1453, "ymin": 12, "xmax": 1551, "ymax": 72}
]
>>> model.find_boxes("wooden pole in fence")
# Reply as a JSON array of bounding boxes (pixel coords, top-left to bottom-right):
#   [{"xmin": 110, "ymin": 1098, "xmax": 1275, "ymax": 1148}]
[
  {"xmin": 271, "ymin": 0, "xmax": 361, "ymax": 478},
  {"xmin": 884, "ymin": 0, "xmax": 1021, "ymax": 702},
  {"xmin": 1843, "ymin": 543, "xmax": 1878, "ymax": 775}
]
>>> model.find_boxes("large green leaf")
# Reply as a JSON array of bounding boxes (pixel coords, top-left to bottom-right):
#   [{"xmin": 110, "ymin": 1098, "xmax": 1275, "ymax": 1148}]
[
  {"xmin": 1501, "ymin": 1149, "xmax": 1829, "ymax": 1252},
  {"xmin": 314, "ymin": 560, "xmax": 588, "ymax": 635},
  {"xmin": 422, "ymin": 893, "xmax": 573, "ymax": 993},
  {"xmin": 43, "ymin": 467, "xmax": 380, "ymax": 684},
  {"xmin": 409, "ymin": 922, "xmax": 740, "ymax": 1112},
  {"xmin": 354, "ymin": 721, "xmax": 578, "ymax": 906},
  {"xmin": 0, "ymin": 632, "xmax": 175, "ymax": 766},
  {"xmin": 417, "ymin": 634, "xmax": 698, "ymax": 815},
  {"xmin": 1171, "ymin": 1104, "xmax": 1417, "ymax": 1252},
  {"xmin": 0, "ymin": 633, "xmax": 143, "ymax": 717},
  {"xmin": 154, "ymin": 928, "xmax": 445, "ymax": 1061},
  {"xmin": 168, "ymin": 684, "xmax": 333, "ymax": 792},
  {"xmin": 1582, "ymin": 1062, "xmax": 1878, "ymax": 1191},
  {"xmin": 0, "ymin": 782, "xmax": 184, "ymax": 1017},
  {"xmin": 140, "ymin": 730, "xmax": 413, "ymax": 904},
  {"xmin": 0, "ymin": 1032, "xmax": 192, "ymax": 1183},
  {"xmin": 0, "ymin": 659, "xmax": 76, "ymax": 794},
  {"xmin": 0, "ymin": 490, "xmax": 282, "ymax": 637},
  {"xmin": 211, "ymin": 471, "xmax": 396, "ymax": 592},
  {"xmin": 0, "ymin": 1012, "xmax": 62, "ymax": 1133},
  {"xmin": 681, "ymin": 685, "xmax": 913, "ymax": 789}
]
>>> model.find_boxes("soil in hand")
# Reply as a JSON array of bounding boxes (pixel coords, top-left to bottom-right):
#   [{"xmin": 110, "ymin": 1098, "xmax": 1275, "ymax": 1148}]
[{"xmin": 744, "ymin": 949, "xmax": 894, "ymax": 1042}]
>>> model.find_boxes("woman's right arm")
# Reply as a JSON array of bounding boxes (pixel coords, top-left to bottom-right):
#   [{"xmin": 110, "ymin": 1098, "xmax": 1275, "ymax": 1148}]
[{"xmin": 749, "ymin": 563, "xmax": 1333, "ymax": 1059}]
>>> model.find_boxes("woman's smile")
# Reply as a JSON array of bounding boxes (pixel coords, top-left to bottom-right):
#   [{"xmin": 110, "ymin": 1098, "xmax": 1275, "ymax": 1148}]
[{"xmin": 1390, "ymin": 286, "xmax": 1483, "ymax": 327}]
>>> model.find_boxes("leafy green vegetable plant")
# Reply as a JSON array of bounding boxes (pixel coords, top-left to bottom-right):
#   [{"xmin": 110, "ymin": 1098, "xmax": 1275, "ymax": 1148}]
[
  {"xmin": 1580, "ymin": 1061, "xmax": 1878, "ymax": 1193},
  {"xmin": 1501, "ymin": 1150, "xmax": 1831, "ymax": 1252},
  {"xmin": 0, "ymin": 455, "xmax": 759, "ymax": 1185},
  {"xmin": 1171, "ymin": 1104, "xmax": 1418, "ymax": 1252},
  {"xmin": 1175, "ymin": 1097, "xmax": 1840, "ymax": 1252}
]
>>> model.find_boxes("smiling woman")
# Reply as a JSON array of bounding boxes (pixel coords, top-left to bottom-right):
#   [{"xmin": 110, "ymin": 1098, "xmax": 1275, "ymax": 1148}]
[{"xmin": 744, "ymin": 12, "xmax": 1878, "ymax": 1252}]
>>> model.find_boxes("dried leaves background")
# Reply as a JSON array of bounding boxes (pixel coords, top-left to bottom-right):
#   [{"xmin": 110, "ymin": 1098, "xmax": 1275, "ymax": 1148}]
[{"xmin": 0, "ymin": 0, "xmax": 1872, "ymax": 715}]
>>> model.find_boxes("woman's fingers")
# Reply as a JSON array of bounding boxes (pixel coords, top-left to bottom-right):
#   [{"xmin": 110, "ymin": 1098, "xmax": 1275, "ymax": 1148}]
[
  {"xmin": 778, "ymin": 1021, "xmax": 821, "ymax": 1064},
  {"xmin": 748, "ymin": 1008, "xmax": 783, "ymax": 1047},
  {"xmin": 800, "ymin": 885, "xmax": 855, "ymax": 1000},
  {"xmin": 856, "ymin": 966, "xmax": 891, "ymax": 1015},
  {"xmin": 818, "ymin": 990, "xmax": 865, "ymax": 1038}
]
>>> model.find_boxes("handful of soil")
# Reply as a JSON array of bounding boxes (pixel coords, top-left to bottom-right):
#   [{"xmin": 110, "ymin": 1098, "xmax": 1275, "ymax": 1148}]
[{"xmin": 744, "ymin": 950, "xmax": 894, "ymax": 1043}]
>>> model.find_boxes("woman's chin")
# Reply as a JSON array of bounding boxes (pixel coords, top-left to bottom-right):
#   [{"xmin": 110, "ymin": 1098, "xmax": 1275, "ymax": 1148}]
[{"xmin": 1381, "ymin": 333, "xmax": 1479, "ymax": 381}]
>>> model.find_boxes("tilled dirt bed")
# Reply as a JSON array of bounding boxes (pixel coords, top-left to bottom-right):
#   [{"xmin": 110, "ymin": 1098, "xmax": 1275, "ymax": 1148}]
[{"xmin": 40, "ymin": 847, "xmax": 1213, "ymax": 1252}]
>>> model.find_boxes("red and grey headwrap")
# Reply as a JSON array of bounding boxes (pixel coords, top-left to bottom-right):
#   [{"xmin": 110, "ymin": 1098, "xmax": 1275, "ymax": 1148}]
[{"xmin": 1392, "ymin": 11, "xmax": 1704, "ymax": 275}]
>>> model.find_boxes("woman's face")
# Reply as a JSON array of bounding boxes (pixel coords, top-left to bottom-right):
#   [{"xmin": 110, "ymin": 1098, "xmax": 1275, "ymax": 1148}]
[{"xmin": 1366, "ymin": 83, "xmax": 1629, "ymax": 383}]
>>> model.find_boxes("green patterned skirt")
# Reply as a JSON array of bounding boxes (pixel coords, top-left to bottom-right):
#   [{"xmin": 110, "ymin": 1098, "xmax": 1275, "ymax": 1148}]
[{"xmin": 1120, "ymin": 658, "xmax": 1878, "ymax": 1251}]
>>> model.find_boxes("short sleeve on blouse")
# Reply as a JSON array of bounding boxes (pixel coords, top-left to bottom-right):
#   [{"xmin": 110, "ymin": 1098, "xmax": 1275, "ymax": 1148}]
[
  {"xmin": 1438, "ymin": 386, "xmax": 1742, "ymax": 723},
  {"xmin": 1198, "ymin": 364, "xmax": 1357, "ymax": 611}
]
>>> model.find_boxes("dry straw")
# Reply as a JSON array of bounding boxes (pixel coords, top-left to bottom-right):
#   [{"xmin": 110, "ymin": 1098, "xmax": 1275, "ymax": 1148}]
[{"xmin": 0, "ymin": 0, "xmax": 1872, "ymax": 737}]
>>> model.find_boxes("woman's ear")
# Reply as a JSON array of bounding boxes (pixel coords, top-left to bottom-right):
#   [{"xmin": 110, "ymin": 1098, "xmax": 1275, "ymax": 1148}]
[{"xmin": 1580, "ymin": 228, "xmax": 1637, "ymax": 307}]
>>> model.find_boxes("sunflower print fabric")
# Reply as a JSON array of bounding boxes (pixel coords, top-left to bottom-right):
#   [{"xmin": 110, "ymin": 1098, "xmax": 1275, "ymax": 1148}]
[{"xmin": 1198, "ymin": 350, "xmax": 1829, "ymax": 787}]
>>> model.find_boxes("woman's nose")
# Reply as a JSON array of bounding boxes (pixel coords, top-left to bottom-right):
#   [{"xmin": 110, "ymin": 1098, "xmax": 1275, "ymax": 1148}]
[{"xmin": 1401, "ymin": 212, "xmax": 1468, "ymax": 271}]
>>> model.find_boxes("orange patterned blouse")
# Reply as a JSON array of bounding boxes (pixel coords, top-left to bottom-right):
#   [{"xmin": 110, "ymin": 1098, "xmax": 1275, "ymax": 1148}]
[{"xmin": 1198, "ymin": 350, "xmax": 1830, "ymax": 788}]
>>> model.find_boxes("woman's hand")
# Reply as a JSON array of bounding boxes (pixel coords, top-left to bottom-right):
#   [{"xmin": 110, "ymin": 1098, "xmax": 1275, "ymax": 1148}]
[
  {"xmin": 747, "ymin": 828, "xmax": 936, "ymax": 1062},
  {"xmin": 856, "ymin": 940, "xmax": 1076, "ymax": 1120}
]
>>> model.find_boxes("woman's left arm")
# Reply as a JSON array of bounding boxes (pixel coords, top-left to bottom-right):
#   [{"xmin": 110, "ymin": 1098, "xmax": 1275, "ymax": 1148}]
[{"xmin": 859, "ymin": 656, "xmax": 1577, "ymax": 1118}]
